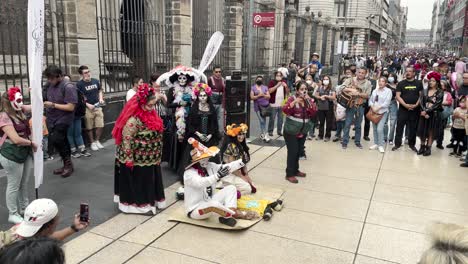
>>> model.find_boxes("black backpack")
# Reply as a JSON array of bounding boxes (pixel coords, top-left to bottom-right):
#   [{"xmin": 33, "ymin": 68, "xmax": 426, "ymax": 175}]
[{"xmin": 74, "ymin": 88, "xmax": 87, "ymax": 117}]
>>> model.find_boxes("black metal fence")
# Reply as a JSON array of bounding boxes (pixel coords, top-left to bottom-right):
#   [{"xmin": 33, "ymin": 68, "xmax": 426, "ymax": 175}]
[
  {"xmin": 0, "ymin": 0, "xmax": 69, "ymax": 95},
  {"xmin": 96, "ymin": 0, "xmax": 173, "ymax": 93}
]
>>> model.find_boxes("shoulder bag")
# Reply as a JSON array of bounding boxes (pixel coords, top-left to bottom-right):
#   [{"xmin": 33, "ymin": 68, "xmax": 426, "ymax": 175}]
[{"xmin": 365, "ymin": 109, "xmax": 383, "ymax": 125}]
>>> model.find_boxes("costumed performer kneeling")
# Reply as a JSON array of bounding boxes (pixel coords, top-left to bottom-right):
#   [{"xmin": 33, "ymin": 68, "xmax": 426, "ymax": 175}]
[{"xmin": 184, "ymin": 138, "xmax": 257, "ymax": 227}]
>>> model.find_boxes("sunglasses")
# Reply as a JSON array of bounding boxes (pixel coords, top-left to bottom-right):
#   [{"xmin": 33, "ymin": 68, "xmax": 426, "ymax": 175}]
[{"xmin": 215, "ymin": 71, "xmax": 222, "ymax": 73}]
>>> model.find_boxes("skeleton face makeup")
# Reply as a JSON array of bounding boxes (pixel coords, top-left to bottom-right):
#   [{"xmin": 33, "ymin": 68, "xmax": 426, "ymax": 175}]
[
  {"xmin": 199, "ymin": 91, "xmax": 208, "ymax": 103},
  {"xmin": 199, "ymin": 158, "xmax": 209, "ymax": 168},
  {"xmin": 178, "ymin": 75, "xmax": 188, "ymax": 86},
  {"xmin": 11, "ymin": 92, "xmax": 23, "ymax": 111}
]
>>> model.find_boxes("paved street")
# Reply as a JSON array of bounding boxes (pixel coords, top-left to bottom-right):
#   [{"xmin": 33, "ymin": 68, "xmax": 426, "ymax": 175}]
[{"xmin": 61, "ymin": 131, "xmax": 467, "ymax": 264}]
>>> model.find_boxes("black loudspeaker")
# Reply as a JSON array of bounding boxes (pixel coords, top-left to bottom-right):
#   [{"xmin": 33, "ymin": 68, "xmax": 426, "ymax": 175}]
[
  {"xmin": 225, "ymin": 80, "xmax": 247, "ymax": 113},
  {"xmin": 226, "ymin": 112, "xmax": 247, "ymax": 126}
]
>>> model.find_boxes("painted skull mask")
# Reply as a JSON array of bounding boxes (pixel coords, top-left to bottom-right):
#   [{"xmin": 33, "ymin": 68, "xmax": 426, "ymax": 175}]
[
  {"xmin": 198, "ymin": 91, "xmax": 208, "ymax": 103},
  {"xmin": 178, "ymin": 75, "xmax": 188, "ymax": 86},
  {"xmin": 11, "ymin": 92, "xmax": 23, "ymax": 111},
  {"xmin": 199, "ymin": 158, "xmax": 209, "ymax": 168}
]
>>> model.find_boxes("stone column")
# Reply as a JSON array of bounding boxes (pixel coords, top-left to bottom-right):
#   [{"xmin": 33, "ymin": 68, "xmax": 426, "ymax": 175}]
[
  {"xmin": 284, "ymin": 14, "xmax": 297, "ymax": 63},
  {"xmin": 223, "ymin": 0, "xmax": 244, "ymax": 72},
  {"xmin": 315, "ymin": 21, "xmax": 324, "ymax": 61},
  {"xmin": 325, "ymin": 25, "xmax": 333, "ymax": 66},
  {"xmin": 61, "ymin": 0, "xmax": 80, "ymax": 79},
  {"xmin": 75, "ymin": 0, "xmax": 99, "ymax": 77},
  {"xmin": 168, "ymin": 0, "xmax": 192, "ymax": 66},
  {"xmin": 302, "ymin": 16, "xmax": 313, "ymax": 66}
]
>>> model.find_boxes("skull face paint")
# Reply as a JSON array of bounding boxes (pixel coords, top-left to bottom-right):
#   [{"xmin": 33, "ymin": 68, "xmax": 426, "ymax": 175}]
[
  {"xmin": 11, "ymin": 92, "xmax": 23, "ymax": 111},
  {"xmin": 199, "ymin": 91, "xmax": 208, "ymax": 103},
  {"xmin": 178, "ymin": 75, "xmax": 188, "ymax": 86},
  {"xmin": 199, "ymin": 158, "xmax": 209, "ymax": 168}
]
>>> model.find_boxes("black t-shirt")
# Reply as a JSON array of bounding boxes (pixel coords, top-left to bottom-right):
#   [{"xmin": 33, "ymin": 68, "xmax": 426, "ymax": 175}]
[
  {"xmin": 396, "ymin": 79, "xmax": 423, "ymax": 106},
  {"xmin": 459, "ymin": 84, "xmax": 468, "ymax": 97},
  {"xmin": 77, "ymin": 78, "xmax": 101, "ymax": 104}
]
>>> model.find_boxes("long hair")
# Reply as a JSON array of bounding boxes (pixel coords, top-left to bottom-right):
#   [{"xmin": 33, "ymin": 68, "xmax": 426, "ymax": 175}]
[
  {"xmin": 0, "ymin": 91, "xmax": 26, "ymax": 122},
  {"xmin": 220, "ymin": 134, "xmax": 250, "ymax": 164},
  {"xmin": 419, "ymin": 222, "xmax": 468, "ymax": 264}
]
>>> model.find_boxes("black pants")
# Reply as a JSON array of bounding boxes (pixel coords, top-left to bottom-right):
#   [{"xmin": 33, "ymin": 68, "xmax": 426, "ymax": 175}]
[
  {"xmin": 436, "ymin": 119, "xmax": 447, "ymax": 146},
  {"xmin": 364, "ymin": 104, "xmax": 371, "ymax": 138},
  {"xmin": 284, "ymin": 133, "xmax": 306, "ymax": 177},
  {"xmin": 317, "ymin": 109, "xmax": 333, "ymax": 138},
  {"xmin": 49, "ymin": 123, "xmax": 71, "ymax": 159},
  {"xmin": 394, "ymin": 109, "xmax": 419, "ymax": 147}
]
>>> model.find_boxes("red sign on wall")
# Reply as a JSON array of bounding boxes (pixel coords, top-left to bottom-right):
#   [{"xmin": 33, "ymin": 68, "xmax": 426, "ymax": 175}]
[{"xmin": 253, "ymin": 12, "xmax": 275, "ymax": 27}]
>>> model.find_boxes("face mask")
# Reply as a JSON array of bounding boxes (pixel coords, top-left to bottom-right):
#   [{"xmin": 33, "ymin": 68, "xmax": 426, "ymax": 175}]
[
  {"xmin": 323, "ymin": 80, "xmax": 329, "ymax": 86},
  {"xmin": 10, "ymin": 92, "xmax": 23, "ymax": 111},
  {"xmin": 388, "ymin": 77, "xmax": 395, "ymax": 83},
  {"xmin": 276, "ymin": 76, "xmax": 282, "ymax": 81},
  {"xmin": 256, "ymin": 80, "xmax": 263, "ymax": 85},
  {"xmin": 199, "ymin": 92, "xmax": 208, "ymax": 103},
  {"xmin": 306, "ymin": 80, "xmax": 312, "ymax": 85}
]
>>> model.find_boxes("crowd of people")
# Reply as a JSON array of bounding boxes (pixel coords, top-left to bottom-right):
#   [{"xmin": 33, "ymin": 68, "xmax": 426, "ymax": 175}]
[{"xmin": 0, "ymin": 47, "xmax": 467, "ymax": 262}]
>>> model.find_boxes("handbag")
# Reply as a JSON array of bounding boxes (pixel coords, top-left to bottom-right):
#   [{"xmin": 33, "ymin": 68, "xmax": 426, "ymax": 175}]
[
  {"xmin": 366, "ymin": 109, "xmax": 383, "ymax": 125},
  {"xmin": 0, "ymin": 133, "xmax": 31, "ymax": 163},
  {"xmin": 259, "ymin": 104, "xmax": 272, "ymax": 117}
]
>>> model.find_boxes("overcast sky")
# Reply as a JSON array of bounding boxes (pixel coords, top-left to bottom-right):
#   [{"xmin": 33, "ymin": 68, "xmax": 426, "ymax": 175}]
[{"xmin": 402, "ymin": 0, "xmax": 434, "ymax": 29}]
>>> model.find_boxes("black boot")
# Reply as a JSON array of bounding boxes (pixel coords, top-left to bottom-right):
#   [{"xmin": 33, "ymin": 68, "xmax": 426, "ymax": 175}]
[
  {"xmin": 423, "ymin": 146, "xmax": 432, "ymax": 156},
  {"xmin": 53, "ymin": 159, "xmax": 65, "ymax": 175},
  {"xmin": 61, "ymin": 157, "xmax": 74, "ymax": 178},
  {"xmin": 417, "ymin": 145, "xmax": 426, "ymax": 155}
]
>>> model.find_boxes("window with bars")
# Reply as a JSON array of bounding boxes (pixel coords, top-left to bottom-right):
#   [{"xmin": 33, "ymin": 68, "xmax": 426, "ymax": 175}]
[{"xmin": 334, "ymin": 0, "xmax": 347, "ymax": 17}]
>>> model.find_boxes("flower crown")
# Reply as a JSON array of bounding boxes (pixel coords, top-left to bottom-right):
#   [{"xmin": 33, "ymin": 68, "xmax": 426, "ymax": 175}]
[
  {"xmin": 8, "ymin": 87, "xmax": 21, "ymax": 102},
  {"xmin": 226, "ymin": 123, "xmax": 248, "ymax": 137},
  {"xmin": 427, "ymin": 71, "xmax": 441, "ymax": 82},
  {"xmin": 136, "ymin": 83, "xmax": 155, "ymax": 105},
  {"xmin": 192, "ymin": 83, "xmax": 212, "ymax": 98}
]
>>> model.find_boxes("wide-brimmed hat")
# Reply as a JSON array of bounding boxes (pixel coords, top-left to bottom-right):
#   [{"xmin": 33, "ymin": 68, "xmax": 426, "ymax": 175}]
[
  {"xmin": 185, "ymin": 137, "xmax": 220, "ymax": 170},
  {"xmin": 312, "ymin": 52, "xmax": 320, "ymax": 58},
  {"xmin": 226, "ymin": 123, "xmax": 248, "ymax": 137}
]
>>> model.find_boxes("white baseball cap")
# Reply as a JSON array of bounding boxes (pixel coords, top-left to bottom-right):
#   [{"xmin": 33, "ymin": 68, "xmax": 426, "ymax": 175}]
[
  {"xmin": 16, "ymin": 199, "xmax": 58, "ymax": 238},
  {"xmin": 433, "ymin": 63, "xmax": 439, "ymax": 67}
]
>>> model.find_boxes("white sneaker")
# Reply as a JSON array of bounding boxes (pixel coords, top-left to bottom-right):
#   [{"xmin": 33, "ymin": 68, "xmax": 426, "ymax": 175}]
[
  {"xmin": 8, "ymin": 213, "xmax": 23, "ymax": 224},
  {"xmin": 96, "ymin": 141, "xmax": 104, "ymax": 149},
  {"xmin": 378, "ymin": 146, "xmax": 385, "ymax": 153},
  {"xmin": 91, "ymin": 142, "xmax": 99, "ymax": 151},
  {"xmin": 369, "ymin": 145, "xmax": 378, "ymax": 150},
  {"xmin": 264, "ymin": 134, "xmax": 271, "ymax": 143}
]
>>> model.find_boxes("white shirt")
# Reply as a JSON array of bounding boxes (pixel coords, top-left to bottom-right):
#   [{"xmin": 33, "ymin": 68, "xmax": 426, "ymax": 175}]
[
  {"xmin": 369, "ymin": 87, "xmax": 393, "ymax": 114},
  {"xmin": 126, "ymin": 89, "xmax": 136, "ymax": 102}
]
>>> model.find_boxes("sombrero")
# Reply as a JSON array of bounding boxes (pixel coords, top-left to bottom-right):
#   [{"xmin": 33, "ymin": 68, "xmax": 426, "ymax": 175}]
[{"xmin": 185, "ymin": 137, "xmax": 220, "ymax": 170}]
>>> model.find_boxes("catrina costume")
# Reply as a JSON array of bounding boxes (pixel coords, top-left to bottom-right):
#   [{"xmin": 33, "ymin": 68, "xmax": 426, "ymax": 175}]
[
  {"xmin": 220, "ymin": 123, "xmax": 257, "ymax": 195},
  {"xmin": 183, "ymin": 138, "xmax": 258, "ymax": 227},
  {"xmin": 156, "ymin": 66, "xmax": 206, "ymax": 173},
  {"xmin": 177, "ymin": 83, "xmax": 220, "ymax": 178},
  {"xmin": 112, "ymin": 84, "xmax": 165, "ymax": 214}
]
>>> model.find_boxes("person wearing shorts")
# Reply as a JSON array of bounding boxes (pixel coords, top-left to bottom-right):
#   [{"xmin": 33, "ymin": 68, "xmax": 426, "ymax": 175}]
[{"xmin": 76, "ymin": 65, "xmax": 105, "ymax": 151}]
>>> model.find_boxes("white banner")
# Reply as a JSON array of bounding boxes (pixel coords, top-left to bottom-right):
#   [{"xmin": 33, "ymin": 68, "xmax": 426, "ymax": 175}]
[
  {"xmin": 336, "ymin": 41, "xmax": 349, "ymax": 55},
  {"xmin": 28, "ymin": 0, "xmax": 45, "ymax": 189}
]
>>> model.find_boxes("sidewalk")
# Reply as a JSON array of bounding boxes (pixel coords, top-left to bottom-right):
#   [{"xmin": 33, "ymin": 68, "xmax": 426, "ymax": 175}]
[{"xmin": 63, "ymin": 134, "xmax": 468, "ymax": 264}]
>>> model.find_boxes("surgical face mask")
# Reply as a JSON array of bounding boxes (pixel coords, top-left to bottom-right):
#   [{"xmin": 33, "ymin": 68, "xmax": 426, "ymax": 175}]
[
  {"xmin": 323, "ymin": 80, "xmax": 330, "ymax": 86},
  {"xmin": 199, "ymin": 92, "xmax": 208, "ymax": 103},
  {"xmin": 388, "ymin": 77, "xmax": 395, "ymax": 83},
  {"xmin": 199, "ymin": 159, "xmax": 209, "ymax": 168},
  {"xmin": 178, "ymin": 75, "xmax": 187, "ymax": 86},
  {"xmin": 11, "ymin": 92, "xmax": 23, "ymax": 111},
  {"xmin": 306, "ymin": 80, "xmax": 312, "ymax": 85}
]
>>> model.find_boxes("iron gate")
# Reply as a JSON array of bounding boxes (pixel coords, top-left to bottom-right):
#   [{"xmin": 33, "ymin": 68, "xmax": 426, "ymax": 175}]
[
  {"xmin": 0, "ymin": 0, "xmax": 69, "ymax": 94},
  {"xmin": 96, "ymin": 0, "xmax": 173, "ymax": 93}
]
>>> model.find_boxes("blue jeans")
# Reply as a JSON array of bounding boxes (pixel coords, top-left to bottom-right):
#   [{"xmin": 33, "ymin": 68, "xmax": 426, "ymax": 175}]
[
  {"xmin": 335, "ymin": 120, "xmax": 345, "ymax": 138},
  {"xmin": 268, "ymin": 107, "xmax": 284, "ymax": 134},
  {"xmin": 308, "ymin": 121, "xmax": 316, "ymax": 137},
  {"xmin": 373, "ymin": 112, "xmax": 389, "ymax": 147},
  {"xmin": 67, "ymin": 118, "xmax": 85, "ymax": 150},
  {"xmin": 343, "ymin": 106, "xmax": 364, "ymax": 145},
  {"xmin": 384, "ymin": 100, "xmax": 398, "ymax": 142},
  {"xmin": 214, "ymin": 104, "xmax": 224, "ymax": 133},
  {"xmin": 255, "ymin": 110, "xmax": 267, "ymax": 135}
]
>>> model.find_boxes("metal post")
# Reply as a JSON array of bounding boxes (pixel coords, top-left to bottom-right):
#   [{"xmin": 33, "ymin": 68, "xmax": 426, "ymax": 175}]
[
  {"xmin": 366, "ymin": 19, "xmax": 370, "ymax": 57},
  {"xmin": 246, "ymin": 0, "xmax": 254, "ymax": 138},
  {"xmin": 337, "ymin": 0, "xmax": 348, "ymax": 82}
]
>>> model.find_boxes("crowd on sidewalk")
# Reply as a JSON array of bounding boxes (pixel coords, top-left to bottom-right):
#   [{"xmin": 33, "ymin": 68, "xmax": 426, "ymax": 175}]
[{"xmin": 0, "ymin": 47, "xmax": 467, "ymax": 263}]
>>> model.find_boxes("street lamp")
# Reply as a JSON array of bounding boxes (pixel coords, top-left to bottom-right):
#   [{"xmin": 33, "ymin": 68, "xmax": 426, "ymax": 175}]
[{"xmin": 366, "ymin": 14, "xmax": 375, "ymax": 57}]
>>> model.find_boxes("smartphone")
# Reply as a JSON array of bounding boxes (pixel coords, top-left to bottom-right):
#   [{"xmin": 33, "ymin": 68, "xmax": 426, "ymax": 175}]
[{"xmin": 80, "ymin": 203, "xmax": 89, "ymax": 222}]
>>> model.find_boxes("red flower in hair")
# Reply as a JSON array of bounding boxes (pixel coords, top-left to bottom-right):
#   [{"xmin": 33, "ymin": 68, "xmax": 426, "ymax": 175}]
[
  {"xmin": 136, "ymin": 83, "xmax": 155, "ymax": 105},
  {"xmin": 427, "ymin": 71, "xmax": 441, "ymax": 82},
  {"xmin": 8, "ymin": 87, "xmax": 21, "ymax": 102}
]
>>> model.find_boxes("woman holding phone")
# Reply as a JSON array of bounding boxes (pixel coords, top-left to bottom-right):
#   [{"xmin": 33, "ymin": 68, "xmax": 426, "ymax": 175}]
[{"xmin": 282, "ymin": 81, "xmax": 317, "ymax": 184}]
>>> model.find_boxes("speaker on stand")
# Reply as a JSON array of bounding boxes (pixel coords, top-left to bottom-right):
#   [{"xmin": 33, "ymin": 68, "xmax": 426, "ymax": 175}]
[{"xmin": 224, "ymin": 79, "xmax": 248, "ymax": 133}]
